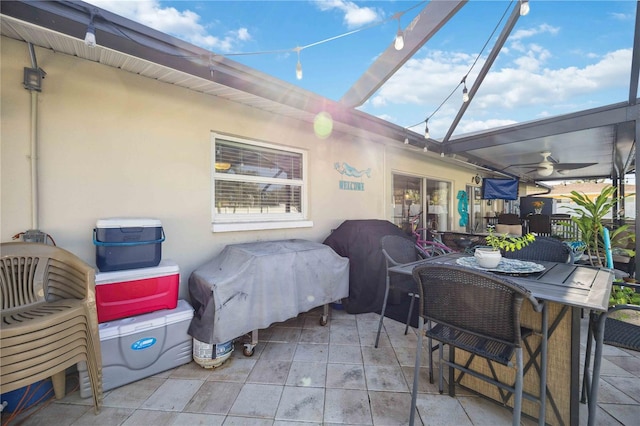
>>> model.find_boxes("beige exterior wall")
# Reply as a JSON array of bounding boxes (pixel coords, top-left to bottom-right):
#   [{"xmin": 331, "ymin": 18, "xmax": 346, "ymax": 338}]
[{"xmin": 1, "ymin": 36, "xmax": 521, "ymax": 298}]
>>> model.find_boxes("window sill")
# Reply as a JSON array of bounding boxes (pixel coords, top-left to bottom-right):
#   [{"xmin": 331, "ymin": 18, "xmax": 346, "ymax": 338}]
[{"xmin": 212, "ymin": 220, "xmax": 314, "ymax": 233}]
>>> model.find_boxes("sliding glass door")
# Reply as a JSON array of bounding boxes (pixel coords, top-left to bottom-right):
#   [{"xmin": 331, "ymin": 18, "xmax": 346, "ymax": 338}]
[{"xmin": 392, "ymin": 174, "xmax": 451, "ymax": 237}]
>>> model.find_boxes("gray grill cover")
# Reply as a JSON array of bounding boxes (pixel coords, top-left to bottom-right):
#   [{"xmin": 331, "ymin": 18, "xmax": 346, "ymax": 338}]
[{"xmin": 188, "ymin": 239, "xmax": 349, "ymax": 344}]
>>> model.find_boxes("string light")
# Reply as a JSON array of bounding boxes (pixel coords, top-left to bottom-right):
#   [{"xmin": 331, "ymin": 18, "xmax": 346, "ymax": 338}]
[
  {"xmin": 520, "ymin": 0, "xmax": 530, "ymax": 16},
  {"xmin": 295, "ymin": 47, "xmax": 302, "ymax": 80},
  {"xmin": 394, "ymin": 18, "xmax": 404, "ymax": 51},
  {"xmin": 214, "ymin": 2, "xmax": 427, "ymax": 82},
  {"xmin": 84, "ymin": 10, "xmax": 97, "ymax": 47},
  {"xmin": 423, "ymin": 145, "xmax": 428, "ymax": 152},
  {"xmin": 399, "ymin": 1, "xmax": 512, "ymax": 145},
  {"xmin": 404, "ymin": 136, "xmax": 409, "ymax": 144},
  {"xmin": 462, "ymin": 77, "xmax": 469, "ymax": 103}
]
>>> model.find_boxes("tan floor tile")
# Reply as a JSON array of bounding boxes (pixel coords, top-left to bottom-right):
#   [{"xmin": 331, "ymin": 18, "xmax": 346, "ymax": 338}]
[
  {"xmin": 140, "ymin": 379, "xmax": 203, "ymax": 412},
  {"xmin": 120, "ymin": 409, "xmax": 177, "ymax": 425},
  {"xmin": 184, "ymin": 381, "xmax": 243, "ymax": 415},
  {"xmin": 102, "ymin": 377, "xmax": 165, "ymax": 409},
  {"xmin": 369, "ymin": 390, "xmax": 413, "ymax": 425},
  {"xmin": 293, "ymin": 343, "xmax": 329, "ymax": 363},
  {"xmin": 228, "ymin": 383, "xmax": 283, "ymax": 418},
  {"xmin": 328, "ymin": 343, "xmax": 363, "ymax": 364},
  {"xmin": 286, "ymin": 361, "xmax": 327, "ymax": 387},
  {"xmin": 246, "ymin": 360, "xmax": 291, "ymax": 384},
  {"xmin": 326, "ymin": 363, "xmax": 367, "ymax": 390},
  {"xmin": 323, "ymin": 388, "xmax": 372, "ymax": 424},
  {"xmin": 274, "ymin": 386, "xmax": 324, "ymax": 422},
  {"xmin": 364, "ymin": 365, "xmax": 409, "ymax": 392},
  {"xmin": 207, "ymin": 357, "xmax": 257, "ymax": 382},
  {"xmin": 70, "ymin": 406, "xmax": 135, "ymax": 425}
]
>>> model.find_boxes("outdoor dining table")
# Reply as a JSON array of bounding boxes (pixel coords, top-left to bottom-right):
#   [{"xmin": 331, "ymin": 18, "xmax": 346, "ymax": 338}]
[{"xmin": 389, "ymin": 252, "xmax": 614, "ymax": 426}]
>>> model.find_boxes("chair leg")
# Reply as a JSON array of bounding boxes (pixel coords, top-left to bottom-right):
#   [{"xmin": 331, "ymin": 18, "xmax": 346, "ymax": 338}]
[
  {"xmin": 51, "ymin": 370, "xmax": 66, "ymax": 399},
  {"xmin": 587, "ymin": 314, "xmax": 607, "ymax": 426},
  {"xmin": 427, "ymin": 331, "xmax": 434, "ymax": 384},
  {"xmin": 375, "ymin": 277, "xmax": 391, "ymax": 348},
  {"xmin": 512, "ymin": 348, "xmax": 524, "ymax": 426},
  {"xmin": 405, "ymin": 295, "xmax": 416, "ymax": 335},
  {"xmin": 581, "ymin": 311, "xmax": 595, "ymax": 404},
  {"xmin": 409, "ymin": 317, "xmax": 424, "ymax": 426},
  {"xmin": 538, "ymin": 303, "xmax": 548, "ymax": 426},
  {"xmin": 438, "ymin": 342, "xmax": 445, "ymax": 394},
  {"xmin": 448, "ymin": 345, "xmax": 455, "ymax": 397}
]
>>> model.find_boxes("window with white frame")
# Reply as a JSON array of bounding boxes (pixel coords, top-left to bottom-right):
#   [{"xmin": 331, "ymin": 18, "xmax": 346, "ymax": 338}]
[{"xmin": 212, "ymin": 133, "xmax": 308, "ymax": 229}]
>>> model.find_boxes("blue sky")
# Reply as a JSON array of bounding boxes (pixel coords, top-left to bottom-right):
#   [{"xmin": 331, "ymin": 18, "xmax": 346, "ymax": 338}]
[{"xmin": 85, "ymin": 0, "xmax": 637, "ymax": 139}]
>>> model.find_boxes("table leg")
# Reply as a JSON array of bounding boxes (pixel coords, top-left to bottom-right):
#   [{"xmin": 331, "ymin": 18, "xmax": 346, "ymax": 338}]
[{"xmin": 587, "ymin": 313, "xmax": 606, "ymax": 426}]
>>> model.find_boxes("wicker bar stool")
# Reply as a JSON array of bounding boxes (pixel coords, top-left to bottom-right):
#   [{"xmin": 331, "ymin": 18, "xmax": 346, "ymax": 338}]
[{"xmin": 409, "ymin": 264, "xmax": 547, "ymax": 426}]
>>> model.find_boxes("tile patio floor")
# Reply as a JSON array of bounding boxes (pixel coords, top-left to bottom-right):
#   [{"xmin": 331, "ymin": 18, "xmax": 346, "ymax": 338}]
[{"xmin": 3, "ymin": 306, "xmax": 640, "ymax": 425}]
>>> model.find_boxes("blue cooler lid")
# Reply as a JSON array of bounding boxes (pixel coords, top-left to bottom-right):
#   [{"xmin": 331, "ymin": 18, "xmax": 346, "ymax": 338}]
[{"xmin": 96, "ymin": 217, "xmax": 162, "ymax": 228}]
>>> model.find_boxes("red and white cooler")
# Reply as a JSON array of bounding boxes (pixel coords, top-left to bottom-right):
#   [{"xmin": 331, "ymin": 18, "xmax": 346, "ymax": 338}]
[{"xmin": 95, "ymin": 259, "xmax": 179, "ymax": 323}]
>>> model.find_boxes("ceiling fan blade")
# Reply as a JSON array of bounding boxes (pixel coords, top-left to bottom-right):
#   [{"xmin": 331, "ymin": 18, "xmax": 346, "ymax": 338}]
[
  {"xmin": 505, "ymin": 161, "xmax": 543, "ymax": 169},
  {"xmin": 523, "ymin": 166, "xmax": 552, "ymax": 175},
  {"xmin": 554, "ymin": 162, "xmax": 598, "ymax": 171}
]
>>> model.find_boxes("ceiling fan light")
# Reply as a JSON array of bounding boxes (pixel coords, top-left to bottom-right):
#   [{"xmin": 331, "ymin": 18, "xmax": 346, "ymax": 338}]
[{"xmin": 538, "ymin": 165, "xmax": 554, "ymax": 177}]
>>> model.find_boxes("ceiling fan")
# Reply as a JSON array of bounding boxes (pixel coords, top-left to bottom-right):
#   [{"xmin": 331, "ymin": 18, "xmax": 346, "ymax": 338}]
[{"xmin": 511, "ymin": 151, "xmax": 597, "ymax": 177}]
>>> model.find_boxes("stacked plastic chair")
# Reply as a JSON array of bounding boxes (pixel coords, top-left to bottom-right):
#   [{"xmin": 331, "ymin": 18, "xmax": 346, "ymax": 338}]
[{"xmin": 0, "ymin": 242, "xmax": 103, "ymax": 413}]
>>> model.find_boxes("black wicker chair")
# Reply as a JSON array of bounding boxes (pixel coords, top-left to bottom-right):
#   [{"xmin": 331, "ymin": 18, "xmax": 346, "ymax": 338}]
[
  {"xmin": 375, "ymin": 235, "xmax": 426, "ymax": 348},
  {"xmin": 409, "ymin": 264, "xmax": 546, "ymax": 426},
  {"xmin": 498, "ymin": 213, "xmax": 522, "ymax": 225},
  {"xmin": 581, "ymin": 282, "xmax": 640, "ymax": 426},
  {"xmin": 440, "ymin": 232, "xmax": 486, "ymax": 253},
  {"xmin": 528, "ymin": 214, "xmax": 552, "ymax": 236},
  {"xmin": 502, "ymin": 235, "xmax": 572, "ymax": 263}
]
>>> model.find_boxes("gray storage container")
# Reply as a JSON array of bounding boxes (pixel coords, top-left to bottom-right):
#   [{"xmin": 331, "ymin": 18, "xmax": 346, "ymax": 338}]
[{"xmin": 78, "ymin": 300, "xmax": 193, "ymax": 397}]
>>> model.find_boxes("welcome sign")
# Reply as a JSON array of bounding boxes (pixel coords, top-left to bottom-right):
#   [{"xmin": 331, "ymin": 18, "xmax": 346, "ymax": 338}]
[{"xmin": 334, "ymin": 162, "xmax": 370, "ymax": 191}]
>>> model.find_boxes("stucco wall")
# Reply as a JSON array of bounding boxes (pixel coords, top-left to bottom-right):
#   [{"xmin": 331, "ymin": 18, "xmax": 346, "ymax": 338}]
[{"xmin": 1, "ymin": 36, "xmax": 496, "ymax": 299}]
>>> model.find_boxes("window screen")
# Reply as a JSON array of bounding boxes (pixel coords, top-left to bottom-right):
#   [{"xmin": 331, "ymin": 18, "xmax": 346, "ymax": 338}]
[{"xmin": 213, "ymin": 136, "xmax": 306, "ymax": 222}]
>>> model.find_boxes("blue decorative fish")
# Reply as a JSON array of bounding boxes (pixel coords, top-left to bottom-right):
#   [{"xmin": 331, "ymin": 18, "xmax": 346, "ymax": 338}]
[{"xmin": 334, "ymin": 162, "xmax": 371, "ymax": 178}]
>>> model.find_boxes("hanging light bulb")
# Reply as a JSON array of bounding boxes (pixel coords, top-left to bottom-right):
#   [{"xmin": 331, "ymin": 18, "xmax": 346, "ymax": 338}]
[
  {"xmin": 461, "ymin": 77, "xmax": 469, "ymax": 102},
  {"xmin": 423, "ymin": 145, "xmax": 428, "ymax": 153},
  {"xmin": 296, "ymin": 60, "xmax": 302, "ymax": 80},
  {"xmin": 424, "ymin": 119, "xmax": 430, "ymax": 139},
  {"xmin": 520, "ymin": 0, "xmax": 530, "ymax": 16},
  {"xmin": 394, "ymin": 19, "xmax": 404, "ymax": 51},
  {"xmin": 404, "ymin": 137, "xmax": 409, "ymax": 145},
  {"xmin": 295, "ymin": 47, "xmax": 302, "ymax": 80},
  {"xmin": 394, "ymin": 29, "xmax": 404, "ymax": 50},
  {"xmin": 84, "ymin": 12, "xmax": 96, "ymax": 47}
]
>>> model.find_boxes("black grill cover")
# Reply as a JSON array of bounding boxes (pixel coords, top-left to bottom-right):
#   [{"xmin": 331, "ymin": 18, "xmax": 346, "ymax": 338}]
[{"xmin": 323, "ymin": 219, "xmax": 419, "ymax": 327}]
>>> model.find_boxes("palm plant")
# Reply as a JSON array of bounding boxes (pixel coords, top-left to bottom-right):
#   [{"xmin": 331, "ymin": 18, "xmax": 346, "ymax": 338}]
[{"xmin": 561, "ymin": 185, "xmax": 631, "ymax": 267}]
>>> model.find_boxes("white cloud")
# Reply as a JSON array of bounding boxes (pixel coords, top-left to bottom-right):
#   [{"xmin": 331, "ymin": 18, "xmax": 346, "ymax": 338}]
[
  {"xmin": 510, "ymin": 24, "xmax": 560, "ymax": 42},
  {"xmin": 610, "ymin": 12, "xmax": 632, "ymax": 21},
  {"xmin": 85, "ymin": 0, "xmax": 250, "ymax": 52},
  {"xmin": 312, "ymin": 0, "xmax": 381, "ymax": 28},
  {"xmin": 457, "ymin": 118, "xmax": 518, "ymax": 134},
  {"xmin": 366, "ymin": 46, "xmax": 631, "ymax": 136}
]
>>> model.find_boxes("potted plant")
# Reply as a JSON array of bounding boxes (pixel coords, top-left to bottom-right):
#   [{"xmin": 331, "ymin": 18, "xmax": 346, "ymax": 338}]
[
  {"xmin": 562, "ymin": 185, "xmax": 634, "ymax": 267},
  {"xmin": 532, "ymin": 200, "xmax": 545, "ymax": 214},
  {"xmin": 475, "ymin": 230, "xmax": 536, "ymax": 268}
]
